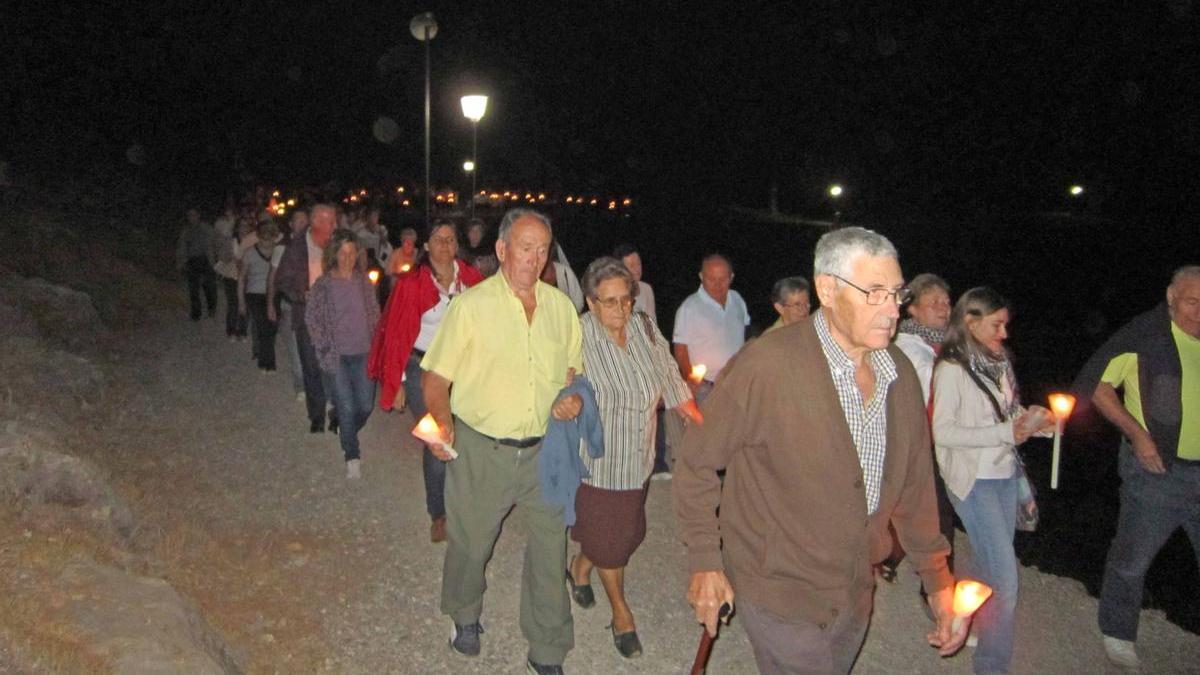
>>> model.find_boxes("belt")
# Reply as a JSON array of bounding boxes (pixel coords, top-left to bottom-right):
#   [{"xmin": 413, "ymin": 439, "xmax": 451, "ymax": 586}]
[
  {"xmin": 493, "ymin": 434, "xmax": 542, "ymax": 449},
  {"xmin": 458, "ymin": 419, "xmax": 542, "ymax": 448}
]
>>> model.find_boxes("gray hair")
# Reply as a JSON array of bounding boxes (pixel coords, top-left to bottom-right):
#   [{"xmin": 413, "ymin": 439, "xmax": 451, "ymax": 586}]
[
  {"xmin": 1171, "ymin": 265, "xmax": 1200, "ymax": 287},
  {"xmin": 813, "ymin": 226, "xmax": 898, "ymax": 278},
  {"xmin": 771, "ymin": 276, "xmax": 810, "ymax": 304},
  {"xmin": 701, "ymin": 253, "xmax": 733, "ymax": 274},
  {"xmin": 498, "ymin": 208, "xmax": 552, "ymax": 243},
  {"xmin": 907, "ymin": 273, "xmax": 950, "ymax": 304},
  {"xmin": 582, "ymin": 256, "xmax": 638, "ymax": 301}
]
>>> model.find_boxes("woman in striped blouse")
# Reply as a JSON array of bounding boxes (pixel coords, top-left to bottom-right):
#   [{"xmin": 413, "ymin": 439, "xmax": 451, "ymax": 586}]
[{"xmin": 567, "ymin": 257, "xmax": 703, "ymax": 659}]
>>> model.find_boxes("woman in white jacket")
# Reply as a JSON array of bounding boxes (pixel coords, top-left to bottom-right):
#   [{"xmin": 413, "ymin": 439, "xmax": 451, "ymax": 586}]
[{"xmin": 931, "ymin": 287, "xmax": 1054, "ymax": 674}]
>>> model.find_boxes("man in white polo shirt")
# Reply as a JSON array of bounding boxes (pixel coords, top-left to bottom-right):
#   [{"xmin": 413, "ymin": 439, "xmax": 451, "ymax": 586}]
[{"xmin": 663, "ymin": 253, "xmax": 749, "ymax": 473}]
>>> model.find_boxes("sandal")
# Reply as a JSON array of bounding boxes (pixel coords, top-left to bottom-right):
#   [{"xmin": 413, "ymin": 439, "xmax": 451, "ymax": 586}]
[{"xmin": 565, "ymin": 558, "xmax": 595, "ymax": 609}]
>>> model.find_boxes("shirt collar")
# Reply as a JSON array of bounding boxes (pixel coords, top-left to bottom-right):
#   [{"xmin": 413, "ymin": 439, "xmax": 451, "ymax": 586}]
[
  {"xmin": 697, "ymin": 285, "xmax": 732, "ymax": 310},
  {"xmin": 814, "ymin": 309, "xmax": 899, "ymax": 382}
]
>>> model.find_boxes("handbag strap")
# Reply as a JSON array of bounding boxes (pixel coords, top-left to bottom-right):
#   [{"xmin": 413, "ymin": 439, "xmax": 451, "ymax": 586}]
[
  {"xmin": 635, "ymin": 310, "xmax": 655, "ymax": 346},
  {"xmin": 961, "ymin": 364, "xmax": 1009, "ymax": 423}
]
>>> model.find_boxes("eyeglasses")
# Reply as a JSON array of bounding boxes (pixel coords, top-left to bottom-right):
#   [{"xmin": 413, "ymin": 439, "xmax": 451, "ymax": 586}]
[
  {"xmin": 595, "ymin": 296, "xmax": 634, "ymax": 311},
  {"xmin": 831, "ymin": 274, "xmax": 912, "ymax": 306}
]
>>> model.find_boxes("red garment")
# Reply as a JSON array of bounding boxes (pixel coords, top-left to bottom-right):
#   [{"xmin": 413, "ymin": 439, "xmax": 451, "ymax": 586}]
[{"xmin": 367, "ymin": 259, "xmax": 484, "ymax": 410}]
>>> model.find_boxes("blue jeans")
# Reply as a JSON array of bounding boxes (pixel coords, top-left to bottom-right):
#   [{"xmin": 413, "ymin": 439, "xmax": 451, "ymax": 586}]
[
  {"xmin": 405, "ymin": 352, "xmax": 445, "ymax": 518},
  {"xmin": 1099, "ymin": 444, "xmax": 1200, "ymax": 641},
  {"xmin": 332, "ymin": 353, "xmax": 375, "ymax": 461},
  {"xmin": 949, "ymin": 474, "xmax": 1018, "ymax": 674}
]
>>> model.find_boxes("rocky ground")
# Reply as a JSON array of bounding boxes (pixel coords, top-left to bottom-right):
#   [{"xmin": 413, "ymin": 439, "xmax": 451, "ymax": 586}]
[{"xmin": 2, "ymin": 272, "xmax": 1199, "ymax": 674}]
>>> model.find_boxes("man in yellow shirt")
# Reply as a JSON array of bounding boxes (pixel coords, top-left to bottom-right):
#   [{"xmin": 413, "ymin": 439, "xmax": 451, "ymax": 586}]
[
  {"xmin": 1075, "ymin": 265, "xmax": 1200, "ymax": 670},
  {"xmin": 421, "ymin": 209, "xmax": 583, "ymax": 675}
]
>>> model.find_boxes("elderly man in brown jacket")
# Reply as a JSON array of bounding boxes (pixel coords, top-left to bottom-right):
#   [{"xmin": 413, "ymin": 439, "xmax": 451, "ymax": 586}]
[{"xmin": 674, "ymin": 227, "xmax": 967, "ymax": 674}]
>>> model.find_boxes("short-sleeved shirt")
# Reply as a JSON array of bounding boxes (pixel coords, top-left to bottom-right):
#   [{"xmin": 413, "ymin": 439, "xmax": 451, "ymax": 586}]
[
  {"xmin": 634, "ymin": 281, "xmax": 657, "ymax": 326},
  {"xmin": 672, "ymin": 286, "xmax": 750, "ymax": 381},
  {"xmin": 1101, "ymin": 321, "xmax": 1200, "ymax": 460},
  {"xmin": 420, "ymin": 274, "xmax": 583, "ymax": 439}
]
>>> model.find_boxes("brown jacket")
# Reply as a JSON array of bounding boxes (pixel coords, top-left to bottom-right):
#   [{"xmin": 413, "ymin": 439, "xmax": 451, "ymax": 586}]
[{"xmin": 673, "ymin": 315, "xmax": 952, "ymax": 626}]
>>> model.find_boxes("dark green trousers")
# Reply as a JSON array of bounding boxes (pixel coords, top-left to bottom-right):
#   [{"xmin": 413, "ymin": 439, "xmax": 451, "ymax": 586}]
[{"xmin": 441, "ymin": 420, "xmax": 574, "ymax": 665}]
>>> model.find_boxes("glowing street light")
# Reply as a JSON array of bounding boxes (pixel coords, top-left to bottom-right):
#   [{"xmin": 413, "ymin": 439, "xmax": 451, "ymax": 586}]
[
  {"xmin": 461, "ymin": 94, "xmax": 489, "ymax": 218},
  {"xmin": 828, "ymin": 184, "xmax": 844, "ymax": 198},
  {"xmin": 1069, "ymin": 184, "xmax": 1085, "ymax": 197},
  {"xmin": 410, "ymin": 11, "xmax": 438, "ymax": 232},
  {"xmin": 463, "ymin": 160, "xmax": 475, "ymax": 173}
]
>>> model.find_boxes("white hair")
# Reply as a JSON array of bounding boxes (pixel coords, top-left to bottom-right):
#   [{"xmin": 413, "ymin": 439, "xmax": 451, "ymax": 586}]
[
  {"xmin": 813, "ymin": 226, "xmax": 898, "ymax": 278},
  {"xmin": 1171, "ymin": 265, "xmax": 1200, "ymax": 287}
]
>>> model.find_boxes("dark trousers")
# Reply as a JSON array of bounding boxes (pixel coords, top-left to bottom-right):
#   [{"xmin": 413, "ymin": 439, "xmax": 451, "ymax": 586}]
[
  {"xmin": 403, "ymin": 351, "xmax": 445, "ymax": 519},
  {"xmin": 332, "ymin": 354, "xmax": 375, "ymax": 461},
  {"xmin": 186, "ymin": 257, "xmax": 217, "ymax": 321},
  {"xmin": 220, "ymin": 276, "xmax": 246, "ymax": 336},
  {"xmin": 245, "ymin": 293, "xmax": 276, "ymax": 370},
  {"xmin": 1099, "ymin": 448, "xmax": 1200, "ymax": 641},
  {"xmin": 294, "ymin": 310, "xmax": 331, "ymax": 424},
  {"xmin": 740, "ymin": 586, "xmax": 873, "ymax": 675}
]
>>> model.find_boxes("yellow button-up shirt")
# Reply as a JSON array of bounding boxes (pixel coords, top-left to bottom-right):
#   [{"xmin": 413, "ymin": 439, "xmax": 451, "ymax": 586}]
[{"xmin": 421, "ymin": 273, "xmax": 583, "ymax": 439}]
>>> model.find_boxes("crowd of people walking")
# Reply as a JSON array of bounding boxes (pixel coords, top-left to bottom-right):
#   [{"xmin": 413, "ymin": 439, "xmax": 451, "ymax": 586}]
[{"xmin": 176, "ymin": 199, "xmax": 1199, "ymax": 675}]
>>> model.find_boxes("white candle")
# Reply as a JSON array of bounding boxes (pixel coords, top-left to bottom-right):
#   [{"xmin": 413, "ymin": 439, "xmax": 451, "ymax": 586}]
[{"xmin": 1047, "ymin": 393, "xmax": 1077, "ymax": 490}]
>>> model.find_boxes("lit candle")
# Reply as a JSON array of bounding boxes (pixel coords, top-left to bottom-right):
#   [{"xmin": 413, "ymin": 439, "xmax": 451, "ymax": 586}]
[
  {"xmin": 399, "ymin": 263, "xmax": 412, "ymax": 274},
  {"xmin": 1047, "ymin": 393, "xmax": 1077, "ymax": 489},
  {"xmin": 412, "ymin": 414, "xmax": 457, "ymax": 459},
  {"xmin": 367, "ymin": 269, "xmax": 380, "ymax": 285},
  {"xmin": 689, "ymin": 364, "xmax": 707, "ymax": 384},
  {"xmin": 951, "ymin": 579, "xmax": 993, "ymax": 634}
]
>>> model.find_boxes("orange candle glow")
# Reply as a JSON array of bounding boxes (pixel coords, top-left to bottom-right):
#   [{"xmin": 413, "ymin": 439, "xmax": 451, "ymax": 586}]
[
  {"xmin": 1048, "ymin": 393, "xmax": 1076, "ymax": 421},
  {"xmin": 367, "ymin": 269, "xmax": 380, "ymax": 285},
  {"xmin": 399, "ymin": 263, "xmax": 412, "ymax": 274},
  {"xmin": 412, "ymin": 414, "xmax": 457, "ymax": 459},
  {"xmin": 689, "ymin": 364, "xmax": 707, "ymax": 384},
  {"xmin": 951, "ymin": 579, "xmax": 993, "ymax": 633}
]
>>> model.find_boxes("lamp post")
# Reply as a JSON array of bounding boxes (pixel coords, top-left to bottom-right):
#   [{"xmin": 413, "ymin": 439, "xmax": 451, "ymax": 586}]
[
  {"xmin": 828, "ymin": 183, "xmax": 844, "ymax": 226},
  {"xmin": 410, "ymin": 12, "xmax": 438, "ymax": 231},
  {"xmin": 461, "ymin": 94, "xmax": 488, "ymax": 219}
]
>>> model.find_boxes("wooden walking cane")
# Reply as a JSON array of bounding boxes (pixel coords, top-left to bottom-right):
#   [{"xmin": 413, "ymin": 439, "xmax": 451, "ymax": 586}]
[{"xmin": 690, "ymin": 603, "xmax": 732, "ymax": 675}]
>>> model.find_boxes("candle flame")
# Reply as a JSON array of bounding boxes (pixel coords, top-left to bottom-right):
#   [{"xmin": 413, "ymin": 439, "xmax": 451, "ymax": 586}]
[
  {"xmin": 367, "ymin": 269, "xmax": 380, "ymax": 284},
  {"xmin": 400, "ymin": 263, "xmax": 412, "ymax": 273},
  {"xmin": 416, "ymin": 413, "xmax": 439, "ymax": 435},
  {"xmin": 952, "ymin": 580, "xmax": 993, "ymax": 617},
  {"xmin": 690, "ymin": 364, "xmax": 707, "ymax": 383},
  {"xmin": 1048, "ymin": 393, "xmax": 1077, "ymax": 419}
]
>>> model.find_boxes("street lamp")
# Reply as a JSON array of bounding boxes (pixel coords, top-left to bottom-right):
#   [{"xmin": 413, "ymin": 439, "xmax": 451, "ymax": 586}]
[
  {"xmin": 1069, "ymin": 184, "xmax": 1085, "ymax": 197},
  {"xmin": 461, "ymin": 94, "xmax": 488, "ymax": 219},
  {"xmin": 463, "ymin": 160, "xmax": 475, "ymax": 172},
  {"xmin": 410, "ymin": 11, "xmax": 438, "ymax": 231},
  {"xmin": 828, "ymin": 183, "xmax": 844, "ymax": 225}
]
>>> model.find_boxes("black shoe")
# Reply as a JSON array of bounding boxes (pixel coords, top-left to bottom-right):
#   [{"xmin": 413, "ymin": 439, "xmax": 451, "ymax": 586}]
[
  {"xmin": 328, "ymin": 417, "xmax": 340, "ymax": 434},
  {"xmin": 449, "ymin": 621, "xmax": 483, "ymax": 657},
  {"xmin": 526, "ymin": 660, "xmax": 564, "ymax": 675},
  {"xmin": 310, "ymin": 419, "xmax": 324, "ymax": 433},
  {"xmin": 565, "ymin": 563, "xmax": 595, "ymax": 609},
  {"xmin": 610, "ymin": 625, "xmax": 643, "ymax": 659}
]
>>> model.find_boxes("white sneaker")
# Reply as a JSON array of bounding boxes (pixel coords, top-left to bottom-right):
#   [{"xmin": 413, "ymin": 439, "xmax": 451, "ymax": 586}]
[
  {"xmin": 346, "ymin": 459, "xmax": 361, "ymax": 479},
  {"xmin": 966, "ymin": 629, "xmax": 978, "ymax": 648},
  {"xmin": 1103, "ymin": 636, "xmax": 1140, "ymax": 669}
]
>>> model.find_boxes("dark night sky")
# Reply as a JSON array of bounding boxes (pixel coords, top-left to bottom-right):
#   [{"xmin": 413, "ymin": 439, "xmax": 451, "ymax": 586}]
[{"xmin": 5, "ymin": 1, "xmax": 1200, "ymax": 222}]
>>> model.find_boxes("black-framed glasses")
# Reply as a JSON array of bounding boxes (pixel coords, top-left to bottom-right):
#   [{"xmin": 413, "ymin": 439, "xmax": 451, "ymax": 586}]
[{"xmin": 831, "ymin": 274, "xmax": 912, "ymax": 306}]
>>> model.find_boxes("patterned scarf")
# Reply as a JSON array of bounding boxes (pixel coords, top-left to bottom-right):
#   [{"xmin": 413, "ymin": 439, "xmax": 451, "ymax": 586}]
[
  {"xmin": 898, "ymin": 318, "xmax": 945, "ymax": 347},
  {"xmin": 968, "ymin": 349, "xmax": 1022, "ymax": 421}
]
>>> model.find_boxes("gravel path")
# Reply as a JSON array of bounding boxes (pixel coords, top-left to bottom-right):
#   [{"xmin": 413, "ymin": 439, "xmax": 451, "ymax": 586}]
[{"xmin": 103, "ymin": 310, "xmax": 1200, "ymax": 674}]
